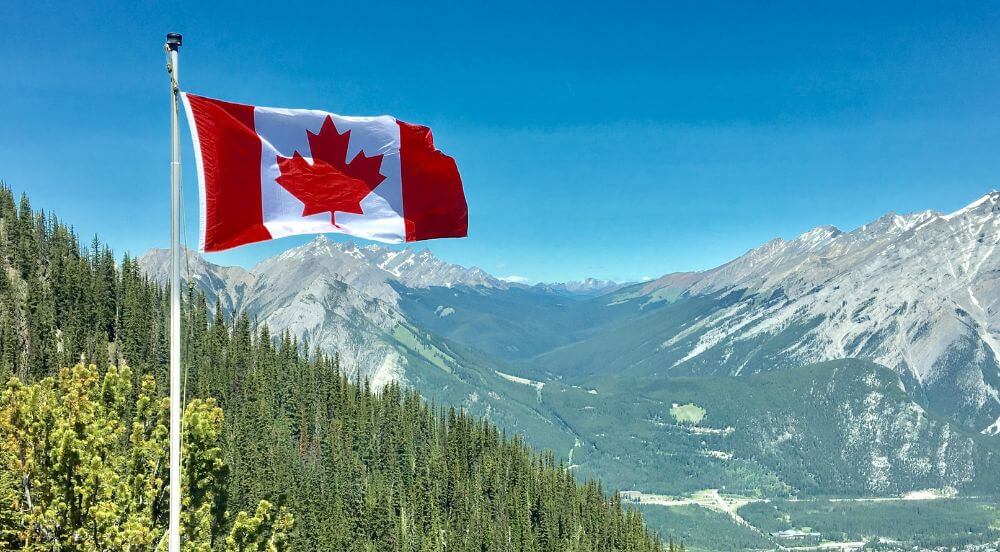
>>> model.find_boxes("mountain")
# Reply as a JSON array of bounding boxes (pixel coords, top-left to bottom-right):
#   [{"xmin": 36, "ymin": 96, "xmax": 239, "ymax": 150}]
[
  {"xmin": 542, "ymin": 192, "xmax": 1000, "ymax": 434},
  {"xmin": 142, "ymin": 236, "xmax": 501, "ymax": 306},
  {"xmin": 139, "ymin": 247, "xmax": 254, "ymax": 313},
  {"xmin": 535, "ymin": 278, "xmax": 629, "ymax": 297},
  {"xmin": 140, "ymin": 238, "xmax": 508, "ymax": 386}
]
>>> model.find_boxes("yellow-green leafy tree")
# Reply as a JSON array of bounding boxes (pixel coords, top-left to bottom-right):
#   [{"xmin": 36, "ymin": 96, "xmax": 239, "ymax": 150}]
[{"xmin": 0, "ymin": 363, "xmax": 292, "ymax": 551}]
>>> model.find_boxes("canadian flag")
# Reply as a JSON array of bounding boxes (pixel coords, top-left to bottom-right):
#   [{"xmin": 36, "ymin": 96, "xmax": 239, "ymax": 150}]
[{"xmin": 181, "ymin": 93, "xmax": 468, "ymax": 252}]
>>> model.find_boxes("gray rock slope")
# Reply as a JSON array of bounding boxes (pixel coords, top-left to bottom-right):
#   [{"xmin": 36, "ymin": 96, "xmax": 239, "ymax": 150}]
[{"xmin": 609, "ymin": 192, "xmax": 1000, "ymax": 432}]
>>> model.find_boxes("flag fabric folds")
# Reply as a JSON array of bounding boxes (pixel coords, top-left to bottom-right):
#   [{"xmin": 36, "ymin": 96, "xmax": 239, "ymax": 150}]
[{"xmin": 181, "ymin": 93, "xmax": 468, "ymax": 252}]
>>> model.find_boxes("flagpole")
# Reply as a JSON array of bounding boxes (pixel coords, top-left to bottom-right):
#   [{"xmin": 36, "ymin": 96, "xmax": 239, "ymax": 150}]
[{"xmin": 165, "ymin": 31, "xmax": 183, "ymax": 552}]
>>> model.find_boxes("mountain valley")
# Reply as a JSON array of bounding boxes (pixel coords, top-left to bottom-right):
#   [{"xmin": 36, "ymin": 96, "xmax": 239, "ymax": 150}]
[{"xmin": 140, "ymin": 192, "xmax": 1000, "ymax": 549}]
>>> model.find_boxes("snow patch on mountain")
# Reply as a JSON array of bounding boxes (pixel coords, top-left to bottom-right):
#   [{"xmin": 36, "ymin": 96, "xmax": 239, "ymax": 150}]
[
  {"xmin": 983, "ymin": 415, "xmax": 1000, "ymax": 436},
  {"xmin": 495, "ymin": 370, "xmax": 544, "ymax": 390},
  {"xmin": 370, "ymin": 353, "xmax": 406, "ymax": 390}
]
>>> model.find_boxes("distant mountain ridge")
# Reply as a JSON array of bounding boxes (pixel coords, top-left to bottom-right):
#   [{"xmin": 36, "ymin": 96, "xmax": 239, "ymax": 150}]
[
  {"xmin": 535, "ymin": 278, "xmax": 629, "ymax": 297},
  {"xmin": 142, "ymin": 235, "xmax": 502, "ymax": 306}
]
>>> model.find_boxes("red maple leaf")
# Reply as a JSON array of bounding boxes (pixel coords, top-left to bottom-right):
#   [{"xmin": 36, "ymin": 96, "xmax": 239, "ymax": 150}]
[{"xmin": 275, "ymin": 116, "xmax": 386, "ymax": 225}]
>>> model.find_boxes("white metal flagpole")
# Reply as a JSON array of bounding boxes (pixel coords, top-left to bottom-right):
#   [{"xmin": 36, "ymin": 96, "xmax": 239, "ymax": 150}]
[{"xmin": 165, "ymin": 31, "xmax": 183, "ymax": 552}]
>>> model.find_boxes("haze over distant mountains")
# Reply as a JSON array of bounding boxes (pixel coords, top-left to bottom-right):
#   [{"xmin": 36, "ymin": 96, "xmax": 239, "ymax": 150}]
[
  {"xmin": 534, "ymin": 278, "xmax": 629, "ymax": 297},
  {"xmin": 141, "ymin": 191, "xmax": 1000, "ymax": 500}
]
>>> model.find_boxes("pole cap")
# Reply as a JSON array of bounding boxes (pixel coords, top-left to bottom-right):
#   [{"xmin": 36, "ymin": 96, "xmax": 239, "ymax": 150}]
[{"xmin": 166, "ymin": 33, "xmax": 183, "ymax": 51}]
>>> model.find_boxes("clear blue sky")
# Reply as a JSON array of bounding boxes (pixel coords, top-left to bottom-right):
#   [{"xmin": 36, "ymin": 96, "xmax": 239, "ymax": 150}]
[{"xmin": 3, "ymin": 1, "xmax": 999, "ymax": 283}]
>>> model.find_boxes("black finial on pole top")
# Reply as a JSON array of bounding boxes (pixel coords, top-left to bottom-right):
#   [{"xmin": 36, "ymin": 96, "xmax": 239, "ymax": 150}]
[{"xmin": 166, "ymin": 33, "xmax": 183, "ymax": 51}]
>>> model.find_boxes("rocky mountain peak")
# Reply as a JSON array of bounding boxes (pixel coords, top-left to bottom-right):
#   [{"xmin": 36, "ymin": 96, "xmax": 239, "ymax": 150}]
[
  {"xmin": 798, "ymin": 224, "xmax": 843, "ymax": 242},
  {"xmin": 943, "ymin": 190, "xmax": 999, "ymax": 221},
  {"xmin": 146, "ymin": 234, "xmax": 507, "ymax": 313}
]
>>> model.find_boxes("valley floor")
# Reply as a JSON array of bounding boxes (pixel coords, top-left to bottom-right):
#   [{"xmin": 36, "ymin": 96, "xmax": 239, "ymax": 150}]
[{"xmin": 626, "ymin": 489, "xmax": 1000, "ymax": 551}]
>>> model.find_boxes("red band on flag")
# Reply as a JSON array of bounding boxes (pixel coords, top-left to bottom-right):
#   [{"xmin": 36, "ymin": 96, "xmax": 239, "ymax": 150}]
[
  {"xmin": 184, "ymin": 94, "xmax": 271, "ymax": 252},
  {"xmin": 398, "ymin": 120, "xmax": 468, "ymax": 242}
]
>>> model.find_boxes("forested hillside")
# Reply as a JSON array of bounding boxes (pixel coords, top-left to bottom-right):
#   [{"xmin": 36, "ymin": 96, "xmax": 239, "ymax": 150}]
[{"xmin": 0, "ymin": 185, "xmax": 665, "ymax": 551}]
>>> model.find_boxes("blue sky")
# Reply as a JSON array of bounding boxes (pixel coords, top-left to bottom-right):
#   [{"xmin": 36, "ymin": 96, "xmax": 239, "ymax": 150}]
[{"xmin": 2, "ymin": 1, "xmax": 999, "ymax": 283}]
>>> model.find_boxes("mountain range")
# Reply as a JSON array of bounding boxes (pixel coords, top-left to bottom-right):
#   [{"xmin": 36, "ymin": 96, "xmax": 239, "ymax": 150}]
[
  {"xmin": 555, "ymin": 190, "xmax": 1000, "ymax": 432},
  {"xmin": 140, "ymin": 191, "xmax": 1000, "ymax": 502}
]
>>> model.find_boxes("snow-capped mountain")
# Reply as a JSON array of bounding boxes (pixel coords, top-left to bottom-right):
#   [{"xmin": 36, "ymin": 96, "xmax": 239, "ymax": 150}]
[
  {"xmin": 140, "ymin": 237, "xmax": 503, "ymax": 385},
  {"xmin": 611, "ymin": 191, "xmax": 1000, "ymax": 431},
  {"xmin": 142, "ymin": 237, "xmax": 502, "ymax": 306},
  {"xmin": 535, "ymin": 278, "xmax": 627, "ymax": 297},
  {"xmin": 250, "ymin": 236, "xmax": 503, "ymax": 306}
]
